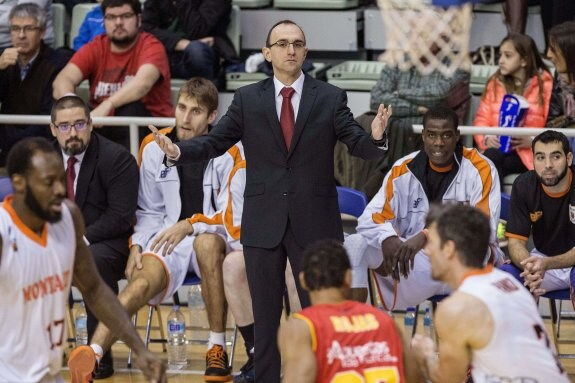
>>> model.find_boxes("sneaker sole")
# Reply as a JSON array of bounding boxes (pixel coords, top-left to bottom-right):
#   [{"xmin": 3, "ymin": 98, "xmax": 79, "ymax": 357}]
[
  {"xmin": 204, "ymin": 374, "xmax": 232, "ymax": 382},
  {"xmin": 68, "ymin": 346, "xmax": 96, "ymax": 383}
]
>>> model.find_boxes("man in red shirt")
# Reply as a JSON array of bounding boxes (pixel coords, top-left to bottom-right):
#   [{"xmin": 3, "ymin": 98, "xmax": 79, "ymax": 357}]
[
  {"xmin": 52, "ymin": 0, "xmax": 172, "ymax": 148},
  {"xmin": 278, "ymin": 239, "xmax": 420, "ymax": 383}
]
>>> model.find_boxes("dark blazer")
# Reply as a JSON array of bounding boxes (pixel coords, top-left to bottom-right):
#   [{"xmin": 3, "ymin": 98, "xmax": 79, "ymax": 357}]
[
  {"xmin": 176, "ymin": 75, "xmax": 386, "ymax": 248},
  {"xmin": 73, "ymin": 133, "xmax": 139, "ymax": 254}
]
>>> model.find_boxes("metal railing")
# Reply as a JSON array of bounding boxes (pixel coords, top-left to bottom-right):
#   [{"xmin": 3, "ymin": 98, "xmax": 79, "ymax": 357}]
[
  {"xmin": 413, "ymin": 125, "xmax": 575, "ymax": 137},
  {"xmin": 0, "ymin": 115, "xmax": 176, "ymax": 157}
]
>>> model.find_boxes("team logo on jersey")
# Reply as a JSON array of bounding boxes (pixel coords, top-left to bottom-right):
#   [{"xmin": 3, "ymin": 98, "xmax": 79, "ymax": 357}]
[
  {"xmin": 529, "ymin": 211, "xmax": 543, "ymax": 222},
  {"xmin": 570, "ymin": 205, "xmax": 575, "ymax": 224},
  {"xmin": 413, "ymin": 198, "xmax": 422, "ymax": 208},
  {"xmin": 160, "ymin": 167, "xmax": 171, "ymax": 179}
]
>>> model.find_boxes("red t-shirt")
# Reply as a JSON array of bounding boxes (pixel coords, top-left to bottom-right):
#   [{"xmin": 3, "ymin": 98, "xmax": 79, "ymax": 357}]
[
  {"xmin": 71, "ymin": 32, "xmax": 173, "ymax": 117},
  {"xmin": 294, "ymin": 301, "xmax": 405, "ymax": 383}
]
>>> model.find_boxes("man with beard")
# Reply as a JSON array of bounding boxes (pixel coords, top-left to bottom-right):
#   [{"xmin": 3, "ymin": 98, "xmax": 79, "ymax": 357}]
[
  {"xmin": 344, "ymin": 106, "xmax": 502, "ymax": 308},
  {"xmin": 50, "ymin": 95, "xmax": 139, "ymax": 379},
  {"xmin": 52, "ymin": 0, "xmax": 172, "ymax": 148},
  {"xmin": 411, "ymin": 204, "xmax": 568, "ymax": 383},
  {"xmin": 0, "ymin": 137, "xmax": 165, "ymax": 383},
  {"xmin": 502, "ymin": 130, "xmax": 575, "ymax": 297}
]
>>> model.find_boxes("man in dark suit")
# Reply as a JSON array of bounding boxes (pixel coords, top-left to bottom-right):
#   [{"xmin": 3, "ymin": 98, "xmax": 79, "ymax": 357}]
[
  {"xmin": 50, "ymin": 95, "xmax": 139, "ymax": 379},
  {"xmin": 152, "ymin": 20, "xmax": 392, "ymax": 383}
]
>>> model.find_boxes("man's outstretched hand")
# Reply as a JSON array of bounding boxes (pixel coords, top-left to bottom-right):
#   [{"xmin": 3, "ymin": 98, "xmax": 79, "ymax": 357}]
[{"xmin": 149, "ymin": 125, "xmax": 180, "ymax": 160}]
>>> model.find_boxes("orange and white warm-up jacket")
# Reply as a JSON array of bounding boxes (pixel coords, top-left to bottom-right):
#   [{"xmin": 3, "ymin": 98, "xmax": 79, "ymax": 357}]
[
  {"xmin": 357, "ymin": 146, "xmax": 502, "ymax": 261},
  {"xmin": 133, "ymin": 129, "xmax": 245, "ymax": 251}
]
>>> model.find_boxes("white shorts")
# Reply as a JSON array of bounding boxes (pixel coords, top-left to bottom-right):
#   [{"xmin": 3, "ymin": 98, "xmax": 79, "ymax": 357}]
[
  {"xmin": 142, "ymin": 233, "xmax": 230, "ymax": 306},
  {"xmin": 531, "ymin": 249, "xmax": 572, "ymax": 293},
  {"xmin": 345, "ymin": 233, "xmax": 450, "ymax": 310}
]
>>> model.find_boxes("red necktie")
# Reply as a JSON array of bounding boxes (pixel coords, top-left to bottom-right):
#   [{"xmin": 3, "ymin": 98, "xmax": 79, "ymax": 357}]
[
  {"xmin": 66, "ymin": 156, "xmax": 77, "ymax": 201},
  {"xmin": 280, "ymin": 87, "xmax": 295, "ymax": 150}
]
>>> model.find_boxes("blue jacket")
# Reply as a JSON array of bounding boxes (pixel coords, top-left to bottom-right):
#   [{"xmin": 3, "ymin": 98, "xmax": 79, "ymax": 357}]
[{"xmin": 73, "ymin": 6, "xmax": 105, "ymax": 51}]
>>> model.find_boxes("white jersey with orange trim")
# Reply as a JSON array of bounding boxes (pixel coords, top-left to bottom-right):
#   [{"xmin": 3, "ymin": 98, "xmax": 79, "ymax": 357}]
[
  {"xmin": 0, "ymin": 198, "xmax": 75, "ymax": 382},
  {"xmin": 133, "ymin": 135, "xmax": 245, "ymax": 250},
  {"xmin": 459, "ymin": 267, "xmax": 569, "ymax": 383},
  {"xmin": 357, "ymin": 146, "xmax": 501, "ymax": 250}
]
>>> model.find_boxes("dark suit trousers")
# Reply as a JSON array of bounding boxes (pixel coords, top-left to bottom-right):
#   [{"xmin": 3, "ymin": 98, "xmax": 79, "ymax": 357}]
[
  {"xmin": 244, "ymin": 221, "xmax": 311, "ymax": 383},
  {"xmin": 86, "ymin": 242, "xmax": 128, "ymax": 364}
]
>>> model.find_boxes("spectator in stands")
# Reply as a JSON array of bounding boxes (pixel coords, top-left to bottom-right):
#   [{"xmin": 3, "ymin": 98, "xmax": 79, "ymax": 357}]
[
  {"xmin": 345, "ymin": 106, "xmax": 502, "ymax": 307},
  {"xmin": 502, "ymin": 130, "xmax": 575, "ymax": 298},
  {"xmin": 349, "ymin": 54, "xmax": 470, "ymax": 197},
  {"xmin": 50, "ymin": 95, "xmax": 139, "ymax": 379},
  {"xmin": 52, "ymin": 0, "xmax": 172, "ymax": 148},
  {"xmin": 486, "ymin": 0, "xmax": 575, "ymax": 47},
  {"xmin": 141, "ymin": 0, "xmax": 238, "ymax": 86},
  {"xmin": 473, "ymin": 33, "xmax": 553, "ymax": 189},
  {"xmin": 412, "ymin": 203, "xmax": 569, "ymax": 383},
  {"xmin": 0, "ymin": 0, "xmax": 54, "ymax": 49},
  {"xmin": 151, "ymin": 19, "xmax": 391, "ymax": 383},
  {"xmin": 546, "ymin": 22, "xmax": 575, "ymax": 134},
  {"xmin": 68, "ymin": 78, "xmax": 251, "ymax": 381},
  {"xmin": 0, "ymin": 3, "xmax": 71, "ymax": 166},
  {"xmin": 278, "ymin": 239, "xmax": 421, "ymax": 383},
  {"xmin": 72, "ymin": 0, "xmax": 104, "ymax": 51}
]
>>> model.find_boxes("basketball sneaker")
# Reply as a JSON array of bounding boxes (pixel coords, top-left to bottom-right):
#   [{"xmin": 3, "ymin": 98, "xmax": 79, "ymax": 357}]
[
  {"xmin": 68, "ymin": 345, "xmax": 96, "ymax": 383},
  {"xmin": 233, "ymin": 352, "xmax": 254, "ymax": 383},
  {"xmin": 204, "ymin": 344, "xmax": 232, "ymax": 382}
]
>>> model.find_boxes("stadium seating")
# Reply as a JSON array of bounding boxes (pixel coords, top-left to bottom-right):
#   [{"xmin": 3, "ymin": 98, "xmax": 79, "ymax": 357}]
[
  {"xmin": 52, "ymin": 3, "xmax": 66, "ymax": 49},
  {"xmin": 543, "ymin": 289, "xmax": 575, "ymax": 359}
]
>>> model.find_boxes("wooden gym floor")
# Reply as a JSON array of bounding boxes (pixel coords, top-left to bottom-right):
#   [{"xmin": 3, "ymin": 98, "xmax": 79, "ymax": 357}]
[{"xmin": 60, "ymin": 304, "xmax": 575, "ymax": 382}]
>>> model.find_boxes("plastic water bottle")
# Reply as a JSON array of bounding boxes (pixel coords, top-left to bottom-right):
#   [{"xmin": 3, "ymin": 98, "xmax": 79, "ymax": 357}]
[
  {"xmin": 423, "ymin": 307, "xmax": 434, "ymax": 341},
  {"xmin": 75, "ymin": 302, "xmax": 88, "ymax": 346},
  {"xmin": 404, "ymin": 306, "xmax": 416, "ymax": 340},
  {"xmin": 167, "ymin": 305, "xmax": 187, "ymax": 370},
  {"xmin": 188, "ymin": 284, "xmax": 207, "ymax": 343}
]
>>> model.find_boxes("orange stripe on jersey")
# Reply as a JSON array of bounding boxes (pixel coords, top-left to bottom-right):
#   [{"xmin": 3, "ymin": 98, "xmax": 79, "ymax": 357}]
[
  {"xmin": 506, "ymin": 232, "xmax": 529, "ymax": 241},
  {"xmin": 224, "ymin": 160, "xmax": 245, "ymax": 240},
  {"xmin": 2, "ymin": 196, "xmax": 47, "ymax": 247},
  {"xmin": 459, "ymin": 264, "xmax": 493, "ymax": 285},
  {"xmin": 462, "ymin": 148, "xmax": 493, "ymax": 219},
  {"xmin": 138, "ymin": 127, "xmax": 174, "ymax": 165},
  {"xmin": 372, "ymin": 158, "xmax": 412, "ymax": 224},
  {"xmin": 187, "ymin": 212, "xmax": 223, "ymax": 226},
  {"xmin": 292, "ymin": 313, "xmax": 318, "ymax": 352}
]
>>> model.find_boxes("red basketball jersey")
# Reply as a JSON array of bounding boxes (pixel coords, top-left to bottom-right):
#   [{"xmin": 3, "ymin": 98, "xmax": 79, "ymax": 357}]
[{"xmin": 294, "ymin": 301, "xmax": 405, "ymax": 383}]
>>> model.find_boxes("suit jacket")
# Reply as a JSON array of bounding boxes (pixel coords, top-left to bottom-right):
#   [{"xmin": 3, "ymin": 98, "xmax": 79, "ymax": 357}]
[
  {"xmin": 69, "ymin": 133, "xmax": 139, "ymax": 255},
  {"xmin": 176, "ymin": 75, "xmax": 386, "ymax": 249}
]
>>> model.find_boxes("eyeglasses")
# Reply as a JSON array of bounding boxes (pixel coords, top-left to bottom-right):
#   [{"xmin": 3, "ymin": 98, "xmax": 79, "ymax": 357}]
[
  {"xmin": 104, "ymin": 12, "xmax": 136, "ymax": 22},
  {"xmin": 55, "ymin": 120, "xmax": 89, "ymax": 133},
  {"xmin": 9, "ymin": 25, "xmax": 41, "ymax": 34},
  {"xmin": 268, "ymin": 40, "xmax": 306, "ymax": 49}
]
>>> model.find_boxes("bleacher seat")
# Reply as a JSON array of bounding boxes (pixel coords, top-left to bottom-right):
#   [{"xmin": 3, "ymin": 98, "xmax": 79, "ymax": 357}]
[
  {"xmin": 233, "ymin": 0, "xmax": 271, "ymax": 8},
  {"xmin": 326, "ymin": 60, "xmax": 386, "ymax": 91},
  {"xmin": 69, "ymin": 3, "xmax": 99, "ymax": 50},
  {"xmin": 274, "ymin": 0, "xmax": 358, "ymax": 9},
  {"xmin": 469, "ymin": 64, "xmax": 498, "ymax": 95},
  {"xmin": 228, "ymin": 5, "xmax": 241, "ymax": 56},
  {"xmin": 51, "ymin": 3, "xmax": 66, "ymax": 49}
]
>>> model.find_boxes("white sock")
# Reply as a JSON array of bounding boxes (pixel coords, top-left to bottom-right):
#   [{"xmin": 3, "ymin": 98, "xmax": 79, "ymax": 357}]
[
  {"xmin": 90, "ymin": 344, "xmax": 103, "ymax": 363},
  {"xmin": 208, "ymin": 332, "xmax": 226, "ymax": 349}
]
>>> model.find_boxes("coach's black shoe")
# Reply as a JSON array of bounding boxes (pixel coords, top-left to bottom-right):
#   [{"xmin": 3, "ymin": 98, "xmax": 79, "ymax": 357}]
[{"xmin": 233, "ymin": 354, "xmax": 254, "ymax": 383}]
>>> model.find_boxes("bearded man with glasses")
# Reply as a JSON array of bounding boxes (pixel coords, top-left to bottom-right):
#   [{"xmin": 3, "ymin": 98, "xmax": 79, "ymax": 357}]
[
  {"xmin": 53, "ymin": 0, "xmax": 172, "ymax": 150},
  {"xmin": 50, "ymin": 95, "xmax": 139, "ymax": 379},
  {"xmin": 0, "ymin": 3, "xmax": 71, "ymax": 167}
]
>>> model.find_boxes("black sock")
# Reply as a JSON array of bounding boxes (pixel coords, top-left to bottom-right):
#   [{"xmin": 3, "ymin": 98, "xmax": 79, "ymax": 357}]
[{"xmin": 237, "ymin": 323, "xmax": 254, "ymax": 356}]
